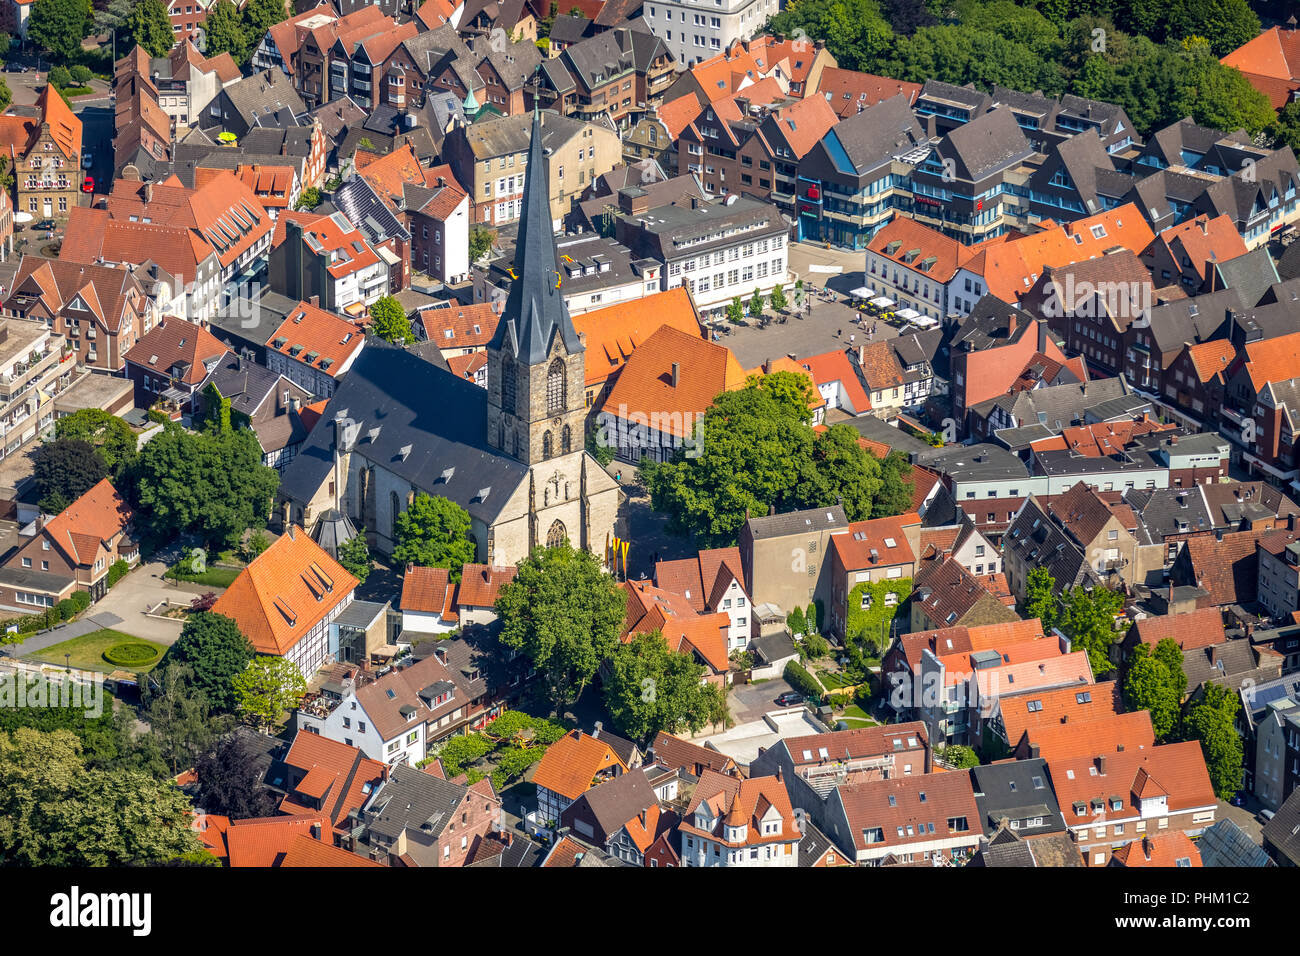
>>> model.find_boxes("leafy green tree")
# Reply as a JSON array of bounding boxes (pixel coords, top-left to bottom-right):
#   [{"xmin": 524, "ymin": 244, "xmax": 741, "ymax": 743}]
[
  {"xmin": 1058, "ymin": 585, "xmax": 1124, "ymax": 677},
  {"xmin": 34, "ymin": 438, "xmax": 108, "ymax": 514},
  {"xmin": 167, "ymin": 612, "xmax": 255, "ymax": 713},
  {"xmin": 586, "ymin": 428, "xmax": 615, "ymax": 467},
  {"xmin": 1181, "ymin": 683, "xmax": 1243, "ymax": 799},
  {"xmin": 29, "ymin": 0, "xmax": 91, "ymax": 61},
  {"xmin": 143, "ymin": 662, "xmax": 220, "ymax": 775},
  {"xmin": 0, "ymin": 727, "xmax": 203, "ymax": 866},
  {"xmin": 807, "ymin": 601, "xmax": 819, "ymax": 634},
  {"xmin": 294, "ymin": 185, "xmax": 322, "ymax": 210},
  {"xmin": 938, "ymin": 744, "xmax": 980, "ymax": 768},
  {"xmin": 1023, "ymin": 567, "xmax": 1059, "ymax": 631},
  {"xmin": 202, "ymin": 0, "xmax": 248, "ymax": 62},
  {"xmin": 872, "ymin": 450, "xmax": 914, "ymax": 518},
  {"xmin": 0, "ymin": 78, "xmax": 10, "ymax": 113},
  {"xmin": 496, "ymin": 541, "xmax": 627, "ymax": 711},
  {"xmin": 803, "ymin": 632, "xmax": 830, "ymax": 659},
  {"xmin": 69, "ymin": 64, "xmax": 93, "ymax": 84},
  {"xmin": 48, "ymin": 64, "xmax": 70, "ymax": 88},
  {"xmin": 233, "ymin": 656, "xmax": 307, "ymax": 732},
  {"xmin": 392, "ymin": 493, "xmax": 477, "ymax": 579},
  {"xmin": 0, "ymin": 685, "xmax": 164, "ymax": 774},
  {"xmin": 133, "ymin": 423, "xmax": 279, "ymax": 550},
  {"xmin": 54, "ymin": 408, "xmax": 137, "ymax": 475},
  {"xmin": 469, "ymin": 226, "xmax": 495, "ymax": 262},
  {"xmin": 770, "ymin": 284, "xmax": 788, "ymax": 311},
  {"xmin": 726, "ymin": 295, "xmax": 744, "ymax": 324},
  {"xmin": 767, "ymin": 0, "xmax": 896, "ymax": 72},
  {"xmin": 123, "ymin": 0, "xmax": 175, "ymax": 57},
  {"xmin": 1123, "ymin": 639, "xmax": 1186, "ymax": 740},
  {"xmin": 747, "ymin": 288, "xmax": 765, "ymax": 318},
  {"xmin": 435, "ymin": 733, "xmax": 493, "ymax": 777},
  {"xmin": 787, "ymin": 605, "xmax": 806, "ymax": 636},
  {"xmin": 368, "ymin": 294, "xmax": 414, "ymax": 344},
  {"xmin": 194, "ymin": 731, "xmax": 279, "ymax": 819},
  {"xmin": 603, "ymin": 631, "xmax": 728, "ymax": 741},
  {"xmin": 1269, "ymin": 101, "xmax": 1300, "ymax": 153},
  {"xmin": 337, "ymin": 532, "xmax": 371, "ymax": 584},
  {"xmin": 643, "ymin": 378, "xmax": 891, "ymax": 547},
  {"xmin": 241, "ymin": 0, "xmax": 287, "ymax": 46}
]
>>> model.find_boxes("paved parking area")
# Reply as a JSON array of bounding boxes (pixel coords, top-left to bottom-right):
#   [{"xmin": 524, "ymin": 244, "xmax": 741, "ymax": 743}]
[
  {"xmin": 729, "ymin": 675, "xmax": 796, "ymax": 724},
  {"xmin": 86, "ymin": 560, "xmax": 222, "ymax": 645}
]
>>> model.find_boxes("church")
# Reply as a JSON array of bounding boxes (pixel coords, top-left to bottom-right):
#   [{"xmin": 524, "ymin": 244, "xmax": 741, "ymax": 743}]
[{"xmin": 276, "ymin": 111, "xmax": 622, "ymax": 567}]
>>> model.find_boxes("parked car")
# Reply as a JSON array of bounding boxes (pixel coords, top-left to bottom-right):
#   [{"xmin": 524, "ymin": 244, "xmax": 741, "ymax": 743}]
[
  {"xmin": 82, "ymin": 151, "xmax": 93, "ymax": 169},
  {"xmin": 82, "ymin": 176, "xmax": 94, "ymax": 193},
  {"xmin": 31, "ymin": 219, "xmax": 57, "ymax": 231},
  {"xmin": 775, "ymin": 691, "xmax": 804, "ymax": 707}
]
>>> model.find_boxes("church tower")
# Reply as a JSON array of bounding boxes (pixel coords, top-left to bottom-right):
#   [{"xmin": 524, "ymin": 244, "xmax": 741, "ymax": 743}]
[{"xmin": 485, "ymin": 110, "xmax": 587, "ymax": 468}]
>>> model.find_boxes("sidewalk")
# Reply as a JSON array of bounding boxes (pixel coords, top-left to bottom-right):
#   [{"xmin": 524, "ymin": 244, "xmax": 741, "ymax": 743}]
[{"xmin": 0, "ymin": 611, "xmax": 127, "ymax": 660}]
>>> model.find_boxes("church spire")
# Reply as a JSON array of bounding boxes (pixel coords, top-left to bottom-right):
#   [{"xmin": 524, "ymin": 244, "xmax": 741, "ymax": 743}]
[{"xmin": 491, "ymin": 110, "xmax": 584, "ymax": 366}]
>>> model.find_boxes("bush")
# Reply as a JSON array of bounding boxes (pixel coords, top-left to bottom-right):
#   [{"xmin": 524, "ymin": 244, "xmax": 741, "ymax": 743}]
[
  {"xmin": 105, "ymin": 559, "xmax": 129, "ymax": 589},
  {"xmin": 783, "ymin": 660, "xmax": 821, "ymax": 700},
  {"xmin": 827, "ymin": 691, "xmax": 851, "ymax": 710},
  {"xmin": 55, "ymin": 599, "xmax": 77, "ymax": 621},
  {"xmin": 803, "ymin": 632, "xmax": 829, "ymax": 660},
  {"xmin": 103, "ymin": 642, "xmax": 162, "ymax": 667},
  {"xmin": 48, "ymin": 65, "xmax": 71, "ymax": 88},
  {"xmin": 70, "ymin": 590, "xmax": 91, "ymax": 613},
  {"xmin": 70, "ymin": 65, "xmax": 93, "ymax": 85}
]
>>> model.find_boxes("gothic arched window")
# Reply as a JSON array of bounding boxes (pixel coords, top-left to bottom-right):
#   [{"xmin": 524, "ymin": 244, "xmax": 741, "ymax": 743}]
[
  {"xmin": 547, "ymin": 358, "xmax": 566, "ymax": 413},
  {"xmin": 561, "ymin": 424, "xmax": 571, "ymax": 454},
  {"xmin": 542, "ymin": 430, "xmax": 553, "ymax": 460},
  {"xmin": 390, "ymin": 491, "xmax": 401, "ymax": 538},
  {"xmin": 546, "ymin": 519, "xmax": 567, "ymax": 548},
  {"xmin": 501, "ymin": 353, "xmax": 517, "ymax": 415}
]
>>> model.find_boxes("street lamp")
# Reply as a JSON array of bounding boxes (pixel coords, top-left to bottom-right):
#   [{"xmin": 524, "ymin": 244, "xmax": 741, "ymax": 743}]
[{"xmin": 64, "ymin": 652, "xmax": 70, "ymax": 673}]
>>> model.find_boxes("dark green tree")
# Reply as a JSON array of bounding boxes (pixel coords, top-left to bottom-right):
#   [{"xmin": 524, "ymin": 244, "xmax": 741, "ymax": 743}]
[
  {"xmin": 34, "ymin": 438, "xmax": 108, "ymax": 514},
  {"xmin": 0, "ymin": 77, "xmax": 10, "ymax": 113},
  {"xmin": 1058, "ymin": 585, "xmax": 1124, "ymax": 677},
  {"xmin": 143, "ymin": 661, "xmax": 220, "ymax": 775},
  {"xmin": 392, "ymin": 493, "xmax": 477, "ymax": 579},
  {"xmin": 726, "ymin": 295, "xmax": 745, "ymax": 324},
  {"xmin": 603, "ymin": 631, "xmax": 728, "ymax": 741},
  {"xmin": 28, "ymin": 0, "xmax": 91, "ymax": 61},
  {"xmin": 202, "ymin": 0, "xmax": 249, "ymax": 62},
  {"xmin": 1181, "ymin": 683, "xmax": 1244, "ymax": 799},
  {"xmin": 747, "ymin": 288, "xmax": 765, "ymax": 318},
  {"xmin": 54, "ymin": 408, "xmax": 137, "ymax": 475},
  {"xmin": 241, "ymin": 0, "xmax": 287, "ymax": 46},
  {"xmin": 336, "ymin": 532, "xmax": 371, "ymax": 584},
  {"xmin": 133, "ymin": 423, "xmax": 279, "ymax": 550},
  {"xmin": 122, "ymin": 0, "xmax": 175, "ymax": 58},
  {"xmin": 469, "ymin": 226, "xmax": 495, "ymax": 261},
  {"xmin": 1123, "ymin": 638, "xmax": 1186, "ymax": 740},
  {"xmin": 495, "ymin": 541, "xmax": 627, "ymax": 711},
  {"xmin": 0, "ymin": 727, "xmax": 203, "ymax": 866},
  {"xmin": 166, "ymin": 612, "xmax": 255, "ymax": 714},
  {"xmin": 294, "ymin": 185, "xmax": 322, "ymax": 210},
  {"xmin": 1023, "ymin": 566, "xmax": 1059, "ymax": 631}
]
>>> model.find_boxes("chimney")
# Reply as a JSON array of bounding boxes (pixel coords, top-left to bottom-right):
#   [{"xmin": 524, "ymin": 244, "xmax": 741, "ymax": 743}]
[
  {"xmin": 775, "ymin": 764, "xmax": 782, "ymax": 783},
  {"xmin": 1198, "ymin": 218, "xmax": 1207, "ymax": 235},
  {"xmin": 670, "ymin": 361, "xmax": 679, "ymax": 388},
  {"xmin": 593, "ymin": 720, "xmax": 603, "ymax": 737},
  {"xmin": 436, "ymin": 176, "xmax": 446, "ymax": 187},
  {"xmin": 287, "ymin": 524, "xmax": 296, "ymax": 540},
  {"xmin": 1097, "ymin": 755, "xmax": 1108, "ymax": 775},
  {"xmin": 144, "ymin": 182, "xmax": 153, "ymax": 204},
  {"xmin": 1036, "ymin": 316, "xmax": 1048, "ymax": 353},
  {"xmin": 1142, "ymin": 836, "xmax": 1153, "ymax": 860},
  {"xmin": 1029, "ymin": 743, "xmax": 1040, "ymax": 758},
  {"xmin": 1289, "ymin": 513, "xmax": 1297, "ymax": 532}
]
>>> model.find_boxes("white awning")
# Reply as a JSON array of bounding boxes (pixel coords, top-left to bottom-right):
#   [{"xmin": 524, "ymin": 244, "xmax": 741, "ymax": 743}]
[
  {"xmin": 896, "ymin": 308, "xmax": 922, "ymax": 320},
  {"xmin": 870, "ymin": 297, "xmax": 895, "ymax": 308},
  {"xmin": 908, "ymin": 315, "xmax": 939, "ymax": 328},
  {"xmin": 849, "ymin": 286, "xmax": 873, "ymax": 297}
]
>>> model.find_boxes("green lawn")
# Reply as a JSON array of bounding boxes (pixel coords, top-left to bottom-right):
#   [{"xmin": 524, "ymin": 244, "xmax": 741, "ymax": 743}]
[
  {"xmin": 164, "ymin": 562, "xmax": 241, "ymax": 588},
  {"xmin": 840, "ymin": 705, "xmax": 880, "ymax": 727},
  {"xmin": 23, "ymin": 629, "xmax": 167, "ymax": 674},
  {"xmin": 816, "ymin": 669, "xmax": 853, "ymax": 690}
]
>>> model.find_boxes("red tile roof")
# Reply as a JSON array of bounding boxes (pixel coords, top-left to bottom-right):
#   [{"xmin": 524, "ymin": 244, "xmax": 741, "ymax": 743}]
[
  {"xmin": 533, "ymin": 730, "xmax": 628, "ymax": 802},
  {"xmin": 223, "ymin": 814, "xmax": 330, "ymax": 867},
  {"xmin": 572, "ymin": 287, "xmax": 703, "ymax": 390},
  {"xmin": 622, "ymin": 579, "xmax": 730, "ymax": 673},
  {"xmin": 868, "ymin": 215, "xmax": 978, "ymax": 283},
  {"xmin": 1025, "ymin": 710, "xmax": 1156, "ymax": 763},
  {"xmin": 1049, "ymin": 741, "xmax": 1216, "ymax": 827},
  {"xmin": 401, "ymin": 565, "xmax": 457, "ymax": 620},
  {"xmin": 798, "ymin": 348, "xmax": 872, "ymax": 412},
  {"xmin": 265, "ymin": 300, "xmax": 366, "ymax": 379},
  {"xmin": 37, "ymin": 479, "xmax": 132, "ymax": 568},
  {"xmin": 279, "ymin": 731, "xmax": 388, "ymax": 828},
  {"xmin": 124, "ymin": 317, "xmax": 227, "ymax": 385},
  {"xmin": 680, "ymin": 770, "xmax": 799, "ymax": 848},
  {"xmin": 271, "ymin": 210, "xmax": 380, "ymax": 280},
  {"xmin": 653, "ymin": 546, "xmax": 744, "ymax": 613},
  {"xmin": 279, "ymin": 833, "xmax": 384, "ymax": 866},
  {"xmin": 210, "ymin": 526, "xmax": 358, "ymax": 657},
  {"xmin": 417, "ymin": 302, "xmax": 499, "ymax": 351},
  {"xmin": 829, "ymin": 512, "xmax": 919, "ymax": 572},
  {"xmin": 1132, "ymin": 607, "xmax": 1225, "ymax": 651},
  {"xmin": 1110, "ymin": 830, "xmax": 1201, "ymax": 867},
  {"xmin": 456, "ymin": 563, "xmax": 518, "ymax": 608},
  {"xmin": 815, "ymin": 67, "xmax": 921, "ymax": 117},
  {"xmin": 833, "ymin": 771, "xmax": 979, "ymax": 854}
]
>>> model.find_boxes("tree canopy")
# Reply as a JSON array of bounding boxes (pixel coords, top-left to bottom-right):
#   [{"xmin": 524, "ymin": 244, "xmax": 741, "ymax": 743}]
[
  {"xmin": 0, "ymin": 727, "xmax": 202, "ymax": 866},
  {"xmin": 392, "ymin": 494, "xmax": 477, "ymax": 579},
  {"xmin": 53, "ymin": 408, "xmax": 137, "ymax": 476},
  {"xmin": 496, "ymin": 541, "xmax": 627, "ymax": 711},
  {"xmin": 202, "ymin": 0, "xmax": 249, "ymax": 62},
  {"xmin": 29, "ymin": 0, "xmax": 91, "ymax": 61},
  {"xmin": 143, "ymin": 662, "xmax": 220, "ymax": 776},
  {"xmin": 34, "ymin": 438, "xmax": 107, "ymax": 514},
  {"xmin": 603, "ymin": 631, "xmax": 728, "ymax": 741},
  {"xmin": 641, "ymin": 373, "xmax": 911, "ymax": 548},
  {"xmin": 1023, "ymin": 567, "xmax": 1060, "ymax": 631},
  {"xmin": 233, "ymin": 656, "xmax": 307, "ymax": 732},
  {"xmin": 1123, "ymin": 638, "xmax": 1187, "ymax": 739},
  {"xmin": 1181, "ymin": 683, "xmax": 1243, "ymax": 800},
  {"xmin": 123, "ymin": 0, "xmax": 175, "ymax": 58},
  {"xmin": 368, "ymin": 295, "xmax": 415, "ymax": 344},
  {"xmin": 132, "ymin": 422, "xmax": 279, "ymax": 550},
  {"xmin": 166, "ymin": 612, "xmax": 255, "ymax": 713},
  {"xmin": 1056, "ymin": 584, "xmax": 1124, "ymax": 677},
  {"xmin": 195, "ymin": 731, "xmax": 280, "ymax": 820},
  {"xmin": 336, "ymin": 532, "xmax": 372, "ymax": 584}
]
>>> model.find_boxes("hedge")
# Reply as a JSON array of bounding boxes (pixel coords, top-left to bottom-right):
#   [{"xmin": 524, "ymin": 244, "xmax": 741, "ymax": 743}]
[
  {"xmin": 103, "ymin": 642, "xmax": 162, "ymax": 667},
  {"xmin": 783, "ymin": 660, "xmax": 821, "ymax": 700},
  {"xmin": 106, "ymin": 560, "xmax": 129, "ymax": 589}
]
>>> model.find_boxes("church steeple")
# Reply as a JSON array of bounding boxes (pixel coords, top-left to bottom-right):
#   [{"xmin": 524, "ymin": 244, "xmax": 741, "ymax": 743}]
[{"xmin": 485, "ymin": 110, "xmax": 587, "ymax": 466}]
